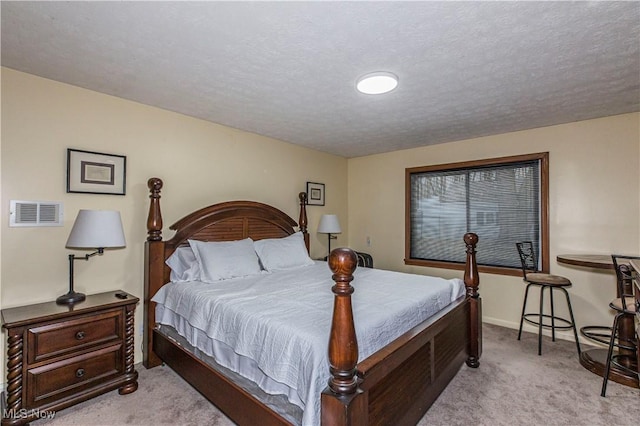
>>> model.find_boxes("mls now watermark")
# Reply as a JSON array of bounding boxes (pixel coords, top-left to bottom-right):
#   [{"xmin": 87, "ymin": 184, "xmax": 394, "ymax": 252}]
[{"xmin": 3, "ymin": 408, "xmax": 56, "ymax": 420}]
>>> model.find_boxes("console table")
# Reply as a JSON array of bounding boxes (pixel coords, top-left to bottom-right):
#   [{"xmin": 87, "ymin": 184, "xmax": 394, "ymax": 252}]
[{"xmin": 557, "ymin": 254, "xmax": 639, "ymax": 388}]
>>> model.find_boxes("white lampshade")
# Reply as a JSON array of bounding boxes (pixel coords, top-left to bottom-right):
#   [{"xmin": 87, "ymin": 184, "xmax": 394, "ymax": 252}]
[
  {"xmin": 318, "ymin": 214, "xmax": 342, "ymax": 234},
  {"xmin": 66, "ymin": 210, "xmax": 126, "ymax": 249}
]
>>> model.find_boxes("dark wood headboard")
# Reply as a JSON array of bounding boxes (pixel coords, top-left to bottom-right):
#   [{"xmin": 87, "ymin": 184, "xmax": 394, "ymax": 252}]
[{"xmin": 143, "ymin": 177, "xmax": 309, "ymax": 367}]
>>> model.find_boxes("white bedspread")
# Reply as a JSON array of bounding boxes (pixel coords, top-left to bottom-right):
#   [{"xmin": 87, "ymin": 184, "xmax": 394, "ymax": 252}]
[{"xmin": 152, "ymin": 261, "xmax": 464, "ymax": 426}]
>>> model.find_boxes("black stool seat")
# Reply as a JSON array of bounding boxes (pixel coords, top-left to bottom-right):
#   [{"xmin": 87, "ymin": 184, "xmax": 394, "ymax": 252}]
[{"xmin": 516, "ymin": 241, "xmax": 581, "ymax": 356}]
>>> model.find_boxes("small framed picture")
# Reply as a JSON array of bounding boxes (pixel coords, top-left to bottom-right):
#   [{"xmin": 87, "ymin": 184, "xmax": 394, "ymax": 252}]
[
  {"xmin": 67, "ymin": 149, "xmax": 126, "ymax": 195},
  {"xmin": 306, "ymin": 182, "xmax": 325, "ymax": 206}
]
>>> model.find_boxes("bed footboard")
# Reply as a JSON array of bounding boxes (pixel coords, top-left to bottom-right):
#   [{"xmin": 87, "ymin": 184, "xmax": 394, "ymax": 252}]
[{"xmin": 322, "ymin": 233, "xmax": 480, "ymax": 426}]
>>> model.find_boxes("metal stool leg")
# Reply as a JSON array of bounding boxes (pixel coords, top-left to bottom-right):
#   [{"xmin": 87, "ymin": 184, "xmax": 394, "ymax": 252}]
[
  {"xmin": 538, "ymin": 285, "xmax": 545, "ymax": 356},
  {"xmin": 601, "ymin": 313, "xmax": 621, "ymax": 397},
  {"xmin": 549, "ymin": 287, "xmax": 556, "ymax": 342},
  {"xmin": 518, "ymin": 283, "xmax": 533, "ymax": 341},
  {"xmin": 560, "ymin": 287, "xmax": 581, "ymax": 356}
]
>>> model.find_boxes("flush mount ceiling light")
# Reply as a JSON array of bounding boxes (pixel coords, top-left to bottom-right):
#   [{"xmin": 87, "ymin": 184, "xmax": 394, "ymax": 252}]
[{"xmin": 356, "ymin": 72, "xmax": 399, "ymax": 95}]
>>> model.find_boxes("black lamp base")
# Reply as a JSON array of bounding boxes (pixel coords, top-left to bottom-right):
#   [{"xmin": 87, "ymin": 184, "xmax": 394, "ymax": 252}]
[{"xmin": 56, "ymin": 291, "xmax": 86, "ymax": 305}]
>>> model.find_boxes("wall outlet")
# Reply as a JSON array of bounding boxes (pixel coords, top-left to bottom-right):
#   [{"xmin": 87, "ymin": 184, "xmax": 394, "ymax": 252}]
[{"xmin": 366, "ymin": 236, "xmax": 371, "ymax": 247}]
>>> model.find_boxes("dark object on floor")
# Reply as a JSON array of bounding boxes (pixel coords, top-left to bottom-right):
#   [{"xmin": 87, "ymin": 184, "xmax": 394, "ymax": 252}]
[{"xmin": 355, "ymin": 251, "xmax": 373, "ymax": 268}]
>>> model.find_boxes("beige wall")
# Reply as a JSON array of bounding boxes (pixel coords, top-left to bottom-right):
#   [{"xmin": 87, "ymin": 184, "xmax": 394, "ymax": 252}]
[
  {"xmin": 347, "ymin": 113, "xmax": 640, "ymax": 341},
  {"xmin": 0, "ymin": 68, "xmax": 348, "ymax": 378}
]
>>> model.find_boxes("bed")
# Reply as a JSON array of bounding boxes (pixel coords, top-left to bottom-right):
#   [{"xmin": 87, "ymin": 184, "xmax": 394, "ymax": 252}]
[{"xmin": 143, "ymin": 177, "xmax": 482, "ymax": 426}]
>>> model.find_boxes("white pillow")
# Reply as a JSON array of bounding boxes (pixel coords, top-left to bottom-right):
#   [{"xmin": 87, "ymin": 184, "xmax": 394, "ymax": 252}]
[
  {"xmin": 253, "ymin": 232, "xmax": 314, "ymax": 272},
  {"xmin": 188, "ymin": 238, "xmax": 261, "ymax": 283},
  {"xmin": 165, "ymin": 246, "xmax": 200, "ymax": 282}
]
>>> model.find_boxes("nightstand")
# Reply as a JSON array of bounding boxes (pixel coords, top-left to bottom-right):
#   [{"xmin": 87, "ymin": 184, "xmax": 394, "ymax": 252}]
[{"xmin": 1, "ymin": 290, "xmax": 139, "ymax": 426}]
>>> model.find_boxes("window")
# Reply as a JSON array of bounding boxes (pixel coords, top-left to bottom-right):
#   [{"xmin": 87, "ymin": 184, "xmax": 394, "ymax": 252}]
[{"xmin": 405, "ymin": 153, "xmax": 549, "ymax": 276}]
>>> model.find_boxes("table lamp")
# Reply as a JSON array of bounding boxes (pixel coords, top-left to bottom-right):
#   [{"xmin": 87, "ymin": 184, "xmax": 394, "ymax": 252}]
[
  {"xmin": 318, "ymin": 214, "xmax": 341, "ymax": 258},
  {"xmin": 58, "ymin": 210, "xmax": 126, "ymax": 305}
]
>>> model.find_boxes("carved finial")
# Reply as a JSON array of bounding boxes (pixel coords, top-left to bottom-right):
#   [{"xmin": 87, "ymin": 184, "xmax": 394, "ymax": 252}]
[
  {"xmin": 148, "ymin": 177, "xmax": 163, "ymax": 195},
  {"xmin": 464, "ymin": 232, "xmax": 478, "ymax": 249},
  {"xmin": 328, "ymin": 248, "xmax": 358, "ymax": 286}
]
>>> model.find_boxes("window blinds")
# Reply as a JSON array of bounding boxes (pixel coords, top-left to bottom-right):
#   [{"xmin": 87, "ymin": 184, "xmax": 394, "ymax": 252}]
[{"xmin": 409, "ymin": 160, "xmax": 541, "ymax": 269}]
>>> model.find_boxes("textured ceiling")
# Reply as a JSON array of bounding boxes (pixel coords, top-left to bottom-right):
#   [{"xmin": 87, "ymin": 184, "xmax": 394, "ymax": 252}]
[{"xmin": 2, "ymin": 1, "xmax": 639, "ymax": 158}]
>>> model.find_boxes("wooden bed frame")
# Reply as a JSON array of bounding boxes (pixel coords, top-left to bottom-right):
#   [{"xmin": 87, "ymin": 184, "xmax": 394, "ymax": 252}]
[{"xmin": 143, "ymin": 177, "xmax": 482, "ymax": 426}]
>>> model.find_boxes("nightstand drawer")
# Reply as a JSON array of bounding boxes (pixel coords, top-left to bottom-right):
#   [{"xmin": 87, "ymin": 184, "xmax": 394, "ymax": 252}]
[
  {"xmin": 26, "ymin": 344, "xmax": 123, "ymax": 406},
  {"xmin": 27, "ymin": 309, "xmax": 122, "ymax": 363}
]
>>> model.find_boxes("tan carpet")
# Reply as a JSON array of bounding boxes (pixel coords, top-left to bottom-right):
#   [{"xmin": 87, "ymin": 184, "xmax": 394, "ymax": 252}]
[{"xmin": 33, "ymin": 324, "xmax": 638, "ymax": 425}]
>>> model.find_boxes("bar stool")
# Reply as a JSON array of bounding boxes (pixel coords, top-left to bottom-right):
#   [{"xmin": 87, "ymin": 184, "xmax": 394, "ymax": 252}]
[
  {"xmin": 516, "ymin": 242, "xmax": 581, "ymax": 356},
  {"xmin": 601, "ymin": 254, "xmax": 639, "ymax": 397}
]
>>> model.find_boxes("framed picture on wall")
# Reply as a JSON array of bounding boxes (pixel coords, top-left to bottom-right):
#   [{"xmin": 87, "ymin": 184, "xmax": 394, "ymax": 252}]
[
  {"xmin": 67, "ymin": 149, "xmax": 126, "ymax": 195},
  {"xmin": 306, "ymin": 182, "xmax": 325, "ymax": 206}
]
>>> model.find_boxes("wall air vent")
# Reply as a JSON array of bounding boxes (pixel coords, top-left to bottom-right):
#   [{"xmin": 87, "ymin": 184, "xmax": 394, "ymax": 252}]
[{"xmin": 10, "ymin": 200, "xmax": 64, "ymax": 227}]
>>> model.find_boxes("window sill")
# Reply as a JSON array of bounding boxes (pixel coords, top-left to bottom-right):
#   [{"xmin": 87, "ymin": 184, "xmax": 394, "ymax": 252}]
[{"xmin": 404, "ymin": 258, "xmax": 523, "ymax": 277}]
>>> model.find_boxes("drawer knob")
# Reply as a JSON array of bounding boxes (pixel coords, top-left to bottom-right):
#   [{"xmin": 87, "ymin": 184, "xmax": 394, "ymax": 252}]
[
  {"xmin": 75, "ymin": 368, "xmax": 85, "ymax": 378},
  {"xmin": 75, "ymin": 331, "xmax": 86, "ymax": 340}
]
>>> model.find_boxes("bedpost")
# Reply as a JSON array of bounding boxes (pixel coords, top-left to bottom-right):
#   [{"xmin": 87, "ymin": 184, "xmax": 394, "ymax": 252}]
[
  {"xmin": 321, "ymin": 248, "xmax": 368, "ymax": 426},
  {"xmin": 463, "ymin": 232, "xmax": 482, "ymax": 368},
  {"xmin": 143, "ymin": 177, "xmax": 165, "ymax": 368},
  {"xmin": 147, "ymin": 177, "xmax": 163, "ymax": 241},
  {"xmin": 298, "ymin": 191, "xmax": 310, "ymax": 252}
]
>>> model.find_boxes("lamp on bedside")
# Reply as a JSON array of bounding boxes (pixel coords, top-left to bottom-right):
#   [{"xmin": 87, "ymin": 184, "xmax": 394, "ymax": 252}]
[
  {"xmin": 58, "ymin": 210, "xmax": 126, "ymax": 305},
  {"xmin": 318, "ymin": 214, "xmax": 341, "ymax": 258}
]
